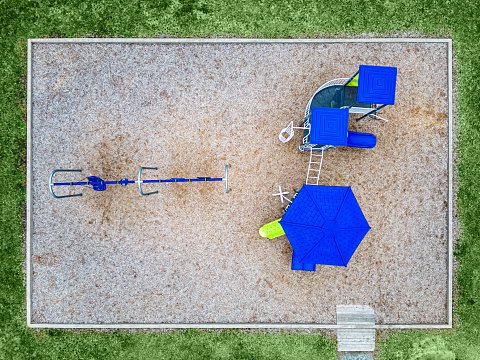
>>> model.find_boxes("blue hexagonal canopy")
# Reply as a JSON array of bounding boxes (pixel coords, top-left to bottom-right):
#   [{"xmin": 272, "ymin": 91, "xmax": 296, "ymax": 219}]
[{"xmin": 279, "ymin": 184, "xmax": 371, "ymax": 267}]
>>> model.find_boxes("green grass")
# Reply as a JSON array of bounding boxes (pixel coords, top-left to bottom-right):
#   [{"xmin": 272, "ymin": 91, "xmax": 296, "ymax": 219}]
[
  {"xmin": 28, "ymin": 329, "xmax": 337, "ymax": 359},
  {"xmin": 1, "ymin": 0, "xmax": 479, "ymax": 358}
]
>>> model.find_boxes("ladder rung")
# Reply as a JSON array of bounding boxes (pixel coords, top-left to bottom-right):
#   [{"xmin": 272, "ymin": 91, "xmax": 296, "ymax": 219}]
[
  {"xmin": 310, "ymin": 162, "xmax": 322, "ymax": 164},
  {"xmin": 308, "ymin": 169, "xmax": 320, "ymax": 172}
]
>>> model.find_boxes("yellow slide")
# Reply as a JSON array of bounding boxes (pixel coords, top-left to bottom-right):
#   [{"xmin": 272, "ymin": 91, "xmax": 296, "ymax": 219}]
[{"xmin": 258, "ymin": 218, "xmax": 285, "ymax": 239}]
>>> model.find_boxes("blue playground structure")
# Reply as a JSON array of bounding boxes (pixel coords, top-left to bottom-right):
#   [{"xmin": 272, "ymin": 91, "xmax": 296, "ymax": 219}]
[
  {"xmin": 298, "ymin": 65, "xmax": 397, "ymax": 152},
  {"xmin": 264, "ymin": 65, "xmax": 392, "ymax": 270},
  {"xmin": 49, "ymin": 165, "xmax": 229, "ymax": 198},
  {"xmin": 261, "ymin": 184, "xmax": 371, "ymax": 272},
  {"xmin": 278, "ymin": 64, "xmax": 397, "ymax": 185},
  {"xmin": 280, "ymin": 184, "xmax": 371, "ymax": 271}
]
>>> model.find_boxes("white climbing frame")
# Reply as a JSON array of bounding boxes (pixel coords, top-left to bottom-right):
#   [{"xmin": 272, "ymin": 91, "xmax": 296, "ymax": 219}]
[{"xmin": 305, "ymin": 148, "xmax": 324, "ymax": 185}]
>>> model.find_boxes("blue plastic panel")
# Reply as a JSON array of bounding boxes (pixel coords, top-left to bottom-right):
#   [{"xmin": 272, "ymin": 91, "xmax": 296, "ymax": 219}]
[
  {"xmin": 334, "ymin": 228, "xmax": 371, "ymax": 265},
  {"xmin": 304, "ymin": 185, "xmax": 348, "ymax": 221},
  {"xmin": 335, "ymin": 188, "xmax": 371, "ymax": 230},
  {"xmin": 357, "ymin": 65, "xmax": 397, "ymax": 105},
  {"xmin": 280, "ymin": 187, "xmax": 326, "ymax": 228},
  {"xmin": 309, "ymin": 107, "xmax": 349, "ymax": 146},
  {"xmin": 291, "ymin": 252, "xmax": 316, "ymax": 271}
]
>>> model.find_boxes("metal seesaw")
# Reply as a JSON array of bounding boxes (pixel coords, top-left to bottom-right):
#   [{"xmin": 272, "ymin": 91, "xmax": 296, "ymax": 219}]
[{"xmin": 48, "ymin": 165, "xmax": 229, "ymax": 199}]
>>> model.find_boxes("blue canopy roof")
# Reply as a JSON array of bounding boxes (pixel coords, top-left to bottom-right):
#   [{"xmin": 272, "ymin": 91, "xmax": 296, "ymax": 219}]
[
  {"xmin": 309, "ymin": 107, "xmax": 349, "ymax": 146},
  {"xmin": 357, "ymin": 65, "xmax": 397, "ymax": 105},
  {"xmin": 279, "ymin": 184, "xmax": 371, "ymax": 267}
]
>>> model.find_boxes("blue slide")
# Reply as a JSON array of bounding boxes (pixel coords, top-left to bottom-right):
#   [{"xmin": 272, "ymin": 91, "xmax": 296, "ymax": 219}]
[{"xmin": 346, "ymin": 131, "xmax": 377, "ymax": 148}]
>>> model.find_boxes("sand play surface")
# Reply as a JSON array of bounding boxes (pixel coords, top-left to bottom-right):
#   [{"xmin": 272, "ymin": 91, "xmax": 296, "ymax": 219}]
[{"xmin": 30, "ymin": 41, "xmax": 449, "ymax": 325}]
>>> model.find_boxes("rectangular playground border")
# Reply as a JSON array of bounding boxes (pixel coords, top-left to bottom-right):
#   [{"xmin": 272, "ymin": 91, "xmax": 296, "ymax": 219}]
[{"xmin": 26, "ymin": 37, "xmax": 453, "ymax": 329}]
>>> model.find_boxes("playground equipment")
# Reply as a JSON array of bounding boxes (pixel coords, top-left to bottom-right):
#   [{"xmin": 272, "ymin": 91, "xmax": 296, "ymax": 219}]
[
  {"xmin": 278, "ymin": 121, "xmax": 309, "ymax": 144},
  {"xmin": 280, "ymin": 185, "xmax": 371, "ymax": 268},
  {"xmin": 346, "ymin": 131, "xmax": 377, "ymax": 148},
  {"xmin": 49, "ymin": 165, "xmax": 229, "ymax": 199},
  {"xmin": 299, "ymin": 106, "xmax": 378, "ymax": 152},
  {"xmin": 258, "ymin": 186, "xmax": 299, "ymax": 240},
  {"xmin": 277, "ymin": 65, "xmax": 395, "ymax": 182},
  {"xmin": 305, "ymin": 148, "xmax": 324, "ymax": 185},
  {"xmin": 267, "ymin": 65, "xmax": 391, "ymax": 271},
  {"xmin": 298, "ymin": 65, "xmax": 396, "ymax": 152},
  {"xmin": 297, "ymin": 108, "xmax": 377, "ymax": 183},
  {"xmin": 304, "ymin": 65, "xmax": 397, "ymax": 121},
  {"xmin": 258, "ymin": 219, "xmax": 285, "ymax": 239},
  {"xmin": 260, "ymin": 184, "xmax": 371, "ymax": 272},
  {"xmin": 279, "ymin": 65, "xmax": 396, "ymax": 150}
]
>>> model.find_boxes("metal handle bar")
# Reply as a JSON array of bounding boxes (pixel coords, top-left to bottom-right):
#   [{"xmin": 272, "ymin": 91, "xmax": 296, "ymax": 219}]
[
  {"xmin": 138, "ymin": 167, "xmax": 159, "ymax": 196},
  {"xmin": 224, "ymin": 165, "xmax": 229, "ymax": 193},
  {"xmin": 49, "ymin": 169, "xmax": 83, "ymax": 198}
]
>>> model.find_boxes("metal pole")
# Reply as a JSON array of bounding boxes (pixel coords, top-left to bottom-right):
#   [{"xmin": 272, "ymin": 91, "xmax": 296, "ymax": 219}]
[
  {"xmin": 224, "ymin": 164, "xmax": 229, "ymax": 193},
  {"xmin": 356, "ymin": 104, "xmax": 387, "ymax": 122}
]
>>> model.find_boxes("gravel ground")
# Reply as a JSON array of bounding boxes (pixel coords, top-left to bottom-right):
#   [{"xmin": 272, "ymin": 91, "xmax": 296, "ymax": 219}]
[{"xmin": 30, "ymin": 41, "xmax": 449, "ymax": 325}]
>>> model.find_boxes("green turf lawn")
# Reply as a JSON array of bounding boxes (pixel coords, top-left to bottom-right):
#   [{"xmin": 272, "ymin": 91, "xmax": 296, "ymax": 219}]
[{"xmin": 1, "ymin": 0, "xmax": 479, "ymax": 358}]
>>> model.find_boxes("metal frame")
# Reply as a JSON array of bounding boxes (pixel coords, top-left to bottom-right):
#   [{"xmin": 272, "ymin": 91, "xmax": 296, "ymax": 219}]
[
  {"xmin": 279, "ymin": 120, "xmax": 310, "ymax": 143},
  {"xmin": 272, "ymin": 185, "xmax": 292, "ymax": 204},
  {"xmin": 305, "ymin": 149, "xmax": 324, "ymax": 185},
  {"xmin": 304, "ymin": 78, "xmax": 350, "ymax": 118},
  {"xmin": 137, "ymin": 167, "xmax": 159, "ymax": 196},
  {"xmin": 303, "ymin": 73, "xmax": 392, "ymax": 123},
  {"xmin": 48, "ymin": 169, "xmax": 83, "ymax": 198},
  {"xmin": 49, "ymin": 166, "xmax": 229, "ymax": 197},
  {"xmin": 356, "ymin": 104, "xmax": 388, "ymax": 121},
  {"xmin": 224, "ymin": 164, "xmax": 229, "ymax": 193}
]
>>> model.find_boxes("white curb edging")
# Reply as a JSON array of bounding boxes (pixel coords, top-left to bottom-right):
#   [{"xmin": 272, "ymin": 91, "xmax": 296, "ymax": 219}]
[
  {"xmin": 26, "ymin": 37, "xmax": 453, "ymax": 329},
  {"xmin": 29, "ymin": 38, "xmax": 451, "ymax": 44},
  {"xmin": 26, "ymin": 38, "xmax": 33, "ymax": 328}
]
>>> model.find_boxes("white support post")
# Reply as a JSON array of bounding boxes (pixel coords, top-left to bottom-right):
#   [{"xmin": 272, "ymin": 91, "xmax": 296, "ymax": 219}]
[{"xmin": 368, "ymin": 113, "xmax": 389, "ymax": 122}]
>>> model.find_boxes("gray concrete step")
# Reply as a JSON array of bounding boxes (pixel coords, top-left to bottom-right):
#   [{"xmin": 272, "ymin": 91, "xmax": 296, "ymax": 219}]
[
  {"xmin": 336, "ymin": 305, "xmax": 375, "ymax": 325},
  {"xmin": 336, "ymin": 305, "xmax": 376, "ymax": 353},
  {"xmin": 337, "ymin": 329, "xmax": 376, "ymax": 352},
  {"xmin": 338, "ymin": 353, "xmax": 374, "ymax": 360}
]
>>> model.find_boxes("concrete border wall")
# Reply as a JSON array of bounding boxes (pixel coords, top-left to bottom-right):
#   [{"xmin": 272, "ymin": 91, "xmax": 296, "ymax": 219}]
[{"xmin": 26, "ymin": 38, "xmax": 453, "ymax": 329}]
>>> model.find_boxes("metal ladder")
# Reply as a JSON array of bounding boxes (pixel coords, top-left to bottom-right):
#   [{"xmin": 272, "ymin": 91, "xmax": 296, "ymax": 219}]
[{"xmin": 305, "ymin": 148, "xmax": 324, "ymax": 185}]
